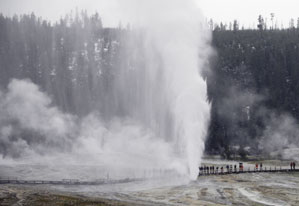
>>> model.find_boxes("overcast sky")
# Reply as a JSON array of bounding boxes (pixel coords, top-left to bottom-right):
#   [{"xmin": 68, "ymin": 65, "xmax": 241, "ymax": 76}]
[
  {"xmin": 0, "ymin": 0, "xmax": 298, "ymax": 28},
  {"xmin": 198, "ymin": 0, "xmax": 299, "ymax": 28}
]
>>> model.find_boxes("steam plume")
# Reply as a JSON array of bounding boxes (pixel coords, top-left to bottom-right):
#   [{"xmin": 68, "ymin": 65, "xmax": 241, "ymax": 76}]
[
  {"xmin": 118, "ymin": 0, "xmax": 212, "ymax": 179},
  {"xmin": 0, "ymin": 0, "xmax": 212, "ymax": 180}
]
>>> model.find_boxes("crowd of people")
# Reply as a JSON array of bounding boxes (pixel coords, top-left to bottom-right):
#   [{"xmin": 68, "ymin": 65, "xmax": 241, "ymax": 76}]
[
  {"xmin": 198, "ymin": 163, "xmax": 244, "ymax": 175},
  {"xmin": 199, "ymin": 162, "xmax": 297, "ymax": 176}
]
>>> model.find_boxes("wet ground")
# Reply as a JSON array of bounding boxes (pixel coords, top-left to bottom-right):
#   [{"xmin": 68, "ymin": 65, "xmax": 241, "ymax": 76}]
[
  {"xmin": 1, "ymin": 160, "xmax": 299, "ymax": 205},
  {"xmin": 128, "ymin": 172, "xmax": 299, "ymax": 205}
]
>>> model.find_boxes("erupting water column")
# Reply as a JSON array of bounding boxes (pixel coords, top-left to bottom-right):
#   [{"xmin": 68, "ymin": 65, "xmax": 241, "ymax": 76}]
[
  {"xmin": 120, "ymin": 0, "xmax": 212, "ymax": 180},
  {"xmin": 0, "ymin": 0, "xmax": 212, "ymax": 181}
]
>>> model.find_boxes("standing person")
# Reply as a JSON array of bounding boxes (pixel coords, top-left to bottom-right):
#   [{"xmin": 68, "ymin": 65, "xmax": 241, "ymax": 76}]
[
  {"xmin": 290, "ymin": 162, "xmax": 293, "ymax": 170},
  {"xmin": 260, "ymin": 163, "xmax": 263, "ymax": 171},
  {"xmin": 221, "ymin": 166, "xmax": 223, "ymax": 173},
  {"xmin": 199, "ymin": 167, "xmax": 203, "ymax": 175},
  {"xmin": 239, "ymin": 163, "xmax": 243, "ymax": 172},
  {"xmin": 256, "ymin": 163, "xmax": 258, "ymax": 171}
]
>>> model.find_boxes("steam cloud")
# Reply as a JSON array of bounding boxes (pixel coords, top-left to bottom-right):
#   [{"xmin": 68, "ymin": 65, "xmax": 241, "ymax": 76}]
[
  {"xmin": 216, "ymin": 84, "xmax": 299, "ymax": 161},
  {"xmin": 118, "ymin": 0, "xmax": 212, "ymax": 179},
  {"xmin": 0, "ymin": 79, "xmax": 188, "ymax": 177},
  {"xmin": 259, "ymin": 112, "xmax": 299, "ymax": 161},
  {"xmin": 0, "ymin": 0, "xmax": 213, "ymax": 180},
  {"xmin": 0, "ymin": 79, "xmax": 75, "ymax": 158}
]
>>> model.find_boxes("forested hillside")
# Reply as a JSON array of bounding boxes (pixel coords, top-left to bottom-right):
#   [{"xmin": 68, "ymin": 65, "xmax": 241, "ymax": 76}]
[
  {"xmin": 0, "ymin": 12, "xmax": 131, "ymax": 118},
  {"xmin": 1, "ymin": 12, "xmax": 299, "ymax": 158},
  {"xmin": 206, "ymin": 27, "xmax": 299, "ymax": 158}
]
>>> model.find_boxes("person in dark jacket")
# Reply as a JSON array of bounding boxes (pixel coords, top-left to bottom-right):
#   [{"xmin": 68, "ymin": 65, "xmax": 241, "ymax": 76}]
[{"xmin": 199, "ymin": 167, "xmax": 203, "ymax": 175}]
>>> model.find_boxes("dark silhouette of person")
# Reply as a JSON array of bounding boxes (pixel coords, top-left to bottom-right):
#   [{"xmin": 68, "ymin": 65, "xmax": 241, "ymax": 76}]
[
  {"xmin": 239, "ymin": 163, "xmax": 243, "ymax": 172},
  {"xmin": 199, "ymin": 167, "xmax": 203, "ymax": 174}
]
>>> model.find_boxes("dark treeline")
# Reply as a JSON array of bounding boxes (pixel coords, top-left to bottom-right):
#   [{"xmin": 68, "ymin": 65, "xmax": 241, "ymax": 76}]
[
  {"xmin": 1, "ymin": 12, "xmax": 299, "ymax": 158},
  {"xmin": 208, "ymin": 14, "xmax": 299, "ymax": 31},
  {"xmin": 0, "ymin": 11, "xmax": 169, "ymax": 138},
  {"xmin": 206, "ymin": 26, "xmax": 299, "ymax": 158},
  {"xmin": 0, "ymin": 11, "xmax": 130, "ymax": 118}
]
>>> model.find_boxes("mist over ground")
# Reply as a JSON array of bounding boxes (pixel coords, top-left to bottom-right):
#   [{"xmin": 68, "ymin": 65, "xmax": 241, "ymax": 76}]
[
  {"xmin": 0, "ymin": 0, "xmax": 299, "ymax": 185},
  {"xmin": 0, "ymin": 0, "xmax": 213, "ymax": 180},
  {"xmin": 1, "ymin": 1, "xmax": 299, "ymax": 206},
  {"xmin": 207, "ymin": 28, "xmax": 299, "ymax": 160}
]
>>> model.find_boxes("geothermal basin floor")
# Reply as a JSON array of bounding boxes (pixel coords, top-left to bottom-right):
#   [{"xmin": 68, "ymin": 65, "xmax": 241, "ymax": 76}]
[
  {"xmin": 1, "ymin": 161, "xmax": 299, "ymax": 205},
  {"xmin": 1, "ymin": 172, "xmax": 299, "ymax": 205}
]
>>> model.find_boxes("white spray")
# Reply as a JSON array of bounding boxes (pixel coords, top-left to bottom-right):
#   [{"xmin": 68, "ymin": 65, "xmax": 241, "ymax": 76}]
[
  {"xmin": 118, "ymin": 0, "xmax": 212, "ymax": 179},
  {"xmin": 0, "ymin": 0, "xmax": 212, "ymax": 181}
]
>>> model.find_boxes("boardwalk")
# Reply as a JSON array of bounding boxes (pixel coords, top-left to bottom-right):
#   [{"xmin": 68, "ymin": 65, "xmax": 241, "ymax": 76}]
[
  {"xmin": 0, "ymin": 168, "xmax": 298, "ymax": 185},
  {"xmin": 0, "ymin": 177, "xmax": 143, "ymax": 186},
  {"xmin": 198, "ymin": 167, "xmax": 299, "ymax": 177}
]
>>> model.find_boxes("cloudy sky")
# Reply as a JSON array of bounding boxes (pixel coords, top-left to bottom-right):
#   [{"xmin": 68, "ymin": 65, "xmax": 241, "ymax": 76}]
[
  {"xmin": 198, "ymin": 0, "xmax": 299, "ymax": 28},
  {"xmin": 0, "ymin": 0, "xmax": 298, "ymax": 28}
]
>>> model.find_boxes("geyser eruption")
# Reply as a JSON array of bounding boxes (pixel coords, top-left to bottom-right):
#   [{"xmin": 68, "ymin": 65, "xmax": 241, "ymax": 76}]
[
  {"xmin": 0, "ymin": 0, "xmax": 212, "ymax": 180},
  {"xmin": 119, "ymin": 0, "xmax": 212, "ymax": 179}
]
